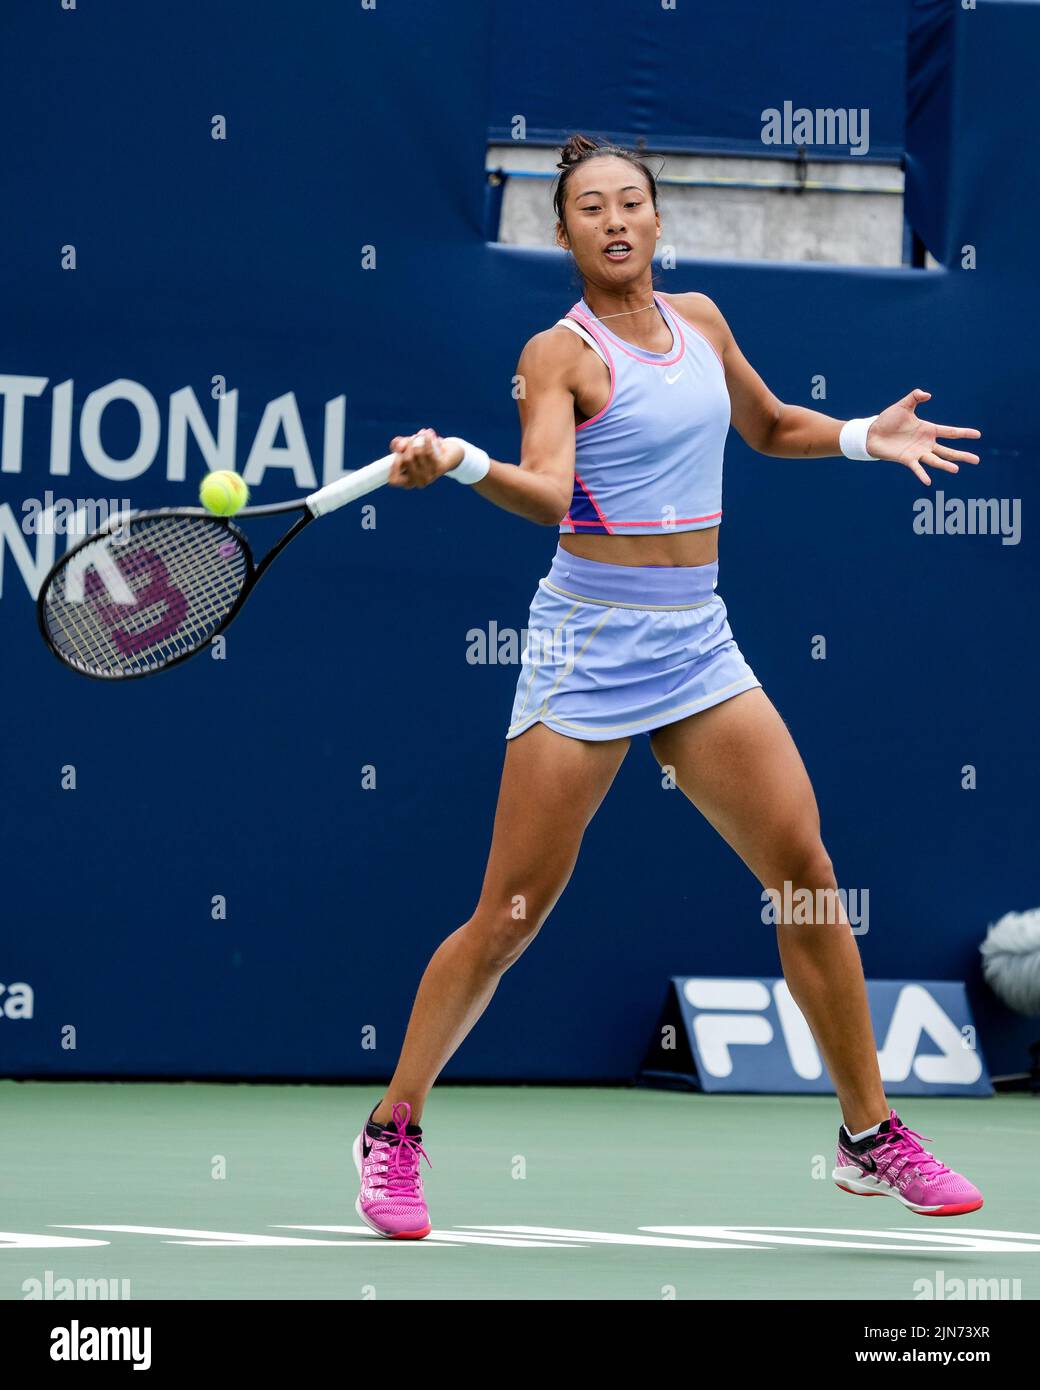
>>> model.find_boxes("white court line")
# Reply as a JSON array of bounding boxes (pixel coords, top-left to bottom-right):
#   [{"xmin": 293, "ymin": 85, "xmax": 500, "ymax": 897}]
[
  {"xmin": 279, "ymin": 1225, "xmax": 583, "ymax": 1248},
  {"xmin": 33, "ymin": 1223, "xmax": 1040, "ymax": 1255},
  {"xmin": 1, "ymin": 1232, "xmax": 110, "ymax": 1249},
  {"xmin": 54, "ymin": 1224, "xmax": 415, "ymax": 1248},
  {"xmin": 644, "ymin": 1226, "xmax": 1040, "ymax": 1253},
  {"xmin": 460, "ymin": 1225, "xmax": 767, "ymax": 1250}
]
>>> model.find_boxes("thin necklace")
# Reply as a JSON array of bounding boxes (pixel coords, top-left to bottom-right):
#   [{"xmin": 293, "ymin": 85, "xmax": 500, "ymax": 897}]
[{"xmin": 587, "ymin": 297, "xmax": 656, "ymax": 321}]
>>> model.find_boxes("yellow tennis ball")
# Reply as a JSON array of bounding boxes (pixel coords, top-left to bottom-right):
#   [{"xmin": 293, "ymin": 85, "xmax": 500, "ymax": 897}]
[{"xmin": 199, "ymin": 470, "xmax": 249, "ymax": 516}]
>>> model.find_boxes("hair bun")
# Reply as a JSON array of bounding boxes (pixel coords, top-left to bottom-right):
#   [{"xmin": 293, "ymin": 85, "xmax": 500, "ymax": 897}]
[{"xmin": 557, "ymin": 133, "xmax": 602, "ymax": 170}]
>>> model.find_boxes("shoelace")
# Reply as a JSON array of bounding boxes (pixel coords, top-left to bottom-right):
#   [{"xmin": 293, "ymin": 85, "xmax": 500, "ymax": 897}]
[
  {"xmin": 375, "ymin": 1131, "xmax": 432, "ymax": 1197},
  {"xmin": 872, "ymin": 1122, "xmax": 951, "ymax": 1185},
  {"xmin": 366, "ymin": 1102, "xmax": 432, "ymax": 1199}
]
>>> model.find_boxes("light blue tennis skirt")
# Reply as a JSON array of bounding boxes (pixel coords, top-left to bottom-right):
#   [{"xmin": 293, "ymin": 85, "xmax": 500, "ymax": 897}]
[{"xmin": 506, "ymin": 547, "xmax": 762, "ymax": 742}]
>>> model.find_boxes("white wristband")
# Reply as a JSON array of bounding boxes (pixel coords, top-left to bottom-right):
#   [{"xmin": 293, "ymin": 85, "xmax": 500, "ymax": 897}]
[
  {"xmin": 443, "ymin": 437, "xmax": 491, "ymax": 484},
  {"xmin": 839, "ymin": 415, "xmax": 879, "ymax": 460}
]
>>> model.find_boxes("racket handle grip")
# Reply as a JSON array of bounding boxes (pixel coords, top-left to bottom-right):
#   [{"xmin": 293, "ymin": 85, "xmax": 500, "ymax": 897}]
[{"xmin": 306, "ymin": 455, "xmax": 394, "ymax": 517}]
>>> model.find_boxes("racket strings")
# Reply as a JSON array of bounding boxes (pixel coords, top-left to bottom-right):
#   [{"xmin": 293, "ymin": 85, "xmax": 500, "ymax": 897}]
[{"xmin": 42, "ymin": 515, "xmax": 250, "ymax": 677}]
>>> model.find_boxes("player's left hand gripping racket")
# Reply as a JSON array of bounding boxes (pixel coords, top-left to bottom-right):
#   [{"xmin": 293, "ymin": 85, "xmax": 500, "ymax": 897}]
[{"xmin": 37, "ymin": 454, "xmax": 394, "ymax": 679}]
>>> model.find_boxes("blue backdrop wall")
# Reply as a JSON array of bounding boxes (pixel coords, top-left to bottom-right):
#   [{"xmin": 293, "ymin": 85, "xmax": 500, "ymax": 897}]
[
  {"xmin": 487, "ymin": 0, "xmax": 910, "ymax": 157},
  {"xmin": 1, "ymin": 0, "xmax": 1036, "ymax": 1080}
]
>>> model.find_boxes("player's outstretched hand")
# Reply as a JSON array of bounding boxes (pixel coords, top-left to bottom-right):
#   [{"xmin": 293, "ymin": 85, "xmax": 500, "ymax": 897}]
[
  {"xmin": 866, "ymin": 389, "xmax": 981, "ymax": 487},
  {"xmin": 388, "ymin": 428, "xmax": 464, "ymax": 488}
]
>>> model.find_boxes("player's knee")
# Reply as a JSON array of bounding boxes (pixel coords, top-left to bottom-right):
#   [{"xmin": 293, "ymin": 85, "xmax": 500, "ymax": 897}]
[
  {"xmin": 801, "ymin": 842, "xmax": 837, "ymax": 890},
  {"xmin": 465, "ymin": 896, "xmax": 553, "ymax": 970},
  {"xmin": 761, "ymin": 838, "xmax": 836, "ymax": 896}
]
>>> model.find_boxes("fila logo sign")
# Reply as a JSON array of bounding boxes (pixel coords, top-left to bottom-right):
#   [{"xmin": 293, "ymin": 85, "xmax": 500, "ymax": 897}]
[{"xmin": 675, "ymin": 979, "xmax": 991, "ymax": 1095}]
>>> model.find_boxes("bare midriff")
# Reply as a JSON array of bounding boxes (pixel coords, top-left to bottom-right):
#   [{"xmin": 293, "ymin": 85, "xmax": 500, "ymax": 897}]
[{"xmin": 558, "ymin": 525, "xmax": 719, "ymax": 568}]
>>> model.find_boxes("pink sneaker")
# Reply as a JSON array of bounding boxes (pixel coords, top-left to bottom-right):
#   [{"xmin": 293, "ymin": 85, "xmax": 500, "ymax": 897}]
[
  {"xmin": 833, "ymin": 1109, "xmax": 983, "ymax": 1216},
  {"xmin": 352, "ymin": 1100, "xmax": 432, "ymax": 1239}
]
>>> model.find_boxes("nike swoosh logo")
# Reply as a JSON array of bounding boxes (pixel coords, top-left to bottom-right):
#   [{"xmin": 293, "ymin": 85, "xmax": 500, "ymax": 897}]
[
  {"xmin": 857, "ymin": 1153, "xmax": 878, "ymax": 1174},
  {"xmin": 664, "ymin": 370, "xmax": 683, "ymax": 385},
  {"xmin": 362, "ymin": 1133, "xmax": 373, "ymax": 1158}
]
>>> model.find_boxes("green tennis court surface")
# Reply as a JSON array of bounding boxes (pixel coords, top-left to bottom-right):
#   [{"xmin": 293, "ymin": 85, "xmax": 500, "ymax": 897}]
[{"xmin": 2, "ymin": 1082, "xmax": 1036, "ymax": 1301}]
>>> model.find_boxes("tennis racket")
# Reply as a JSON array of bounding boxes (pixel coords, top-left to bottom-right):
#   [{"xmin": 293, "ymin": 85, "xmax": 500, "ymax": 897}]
[{"xmin": 37, "ymin": 453, "xmax": 396, "ymax": 680}]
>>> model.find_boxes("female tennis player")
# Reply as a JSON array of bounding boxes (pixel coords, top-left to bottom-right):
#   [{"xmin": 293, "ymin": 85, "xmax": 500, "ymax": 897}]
[{"xmin": 353, "ymin": 135, "xmax": 984, "ymax": 1238}]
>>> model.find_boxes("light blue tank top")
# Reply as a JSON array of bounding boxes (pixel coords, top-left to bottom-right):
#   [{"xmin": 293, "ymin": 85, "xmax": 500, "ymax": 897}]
[{"xmin": 557, "ymin": 292, "xmax": 730, "ymax": 536}]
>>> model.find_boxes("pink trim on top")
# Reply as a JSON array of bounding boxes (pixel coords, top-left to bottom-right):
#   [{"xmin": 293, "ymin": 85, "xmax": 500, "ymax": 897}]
[
  {"xmin": 566, "ymin": 511, "xmax": 722, "ymax": 529},
  {"xmin": 566, "ymin": 311, "xmax": 616, "ymax": 433},
  {"xmin": 654, "ymin": 294, "xmax": 726, "ymax": 372},
  {"xmin": 572, "ymin": 471, "xmax": 615, "ymax": 533},
  {"xmin": 571, "ymin": 299, "xmax": 684, "ymax": 368}
]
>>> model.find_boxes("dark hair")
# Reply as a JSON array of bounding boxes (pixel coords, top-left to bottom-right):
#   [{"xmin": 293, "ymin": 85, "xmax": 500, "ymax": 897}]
[{"xmin": 552, "ymin": 134, "xmax": 659, "ymax": 228}]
